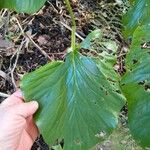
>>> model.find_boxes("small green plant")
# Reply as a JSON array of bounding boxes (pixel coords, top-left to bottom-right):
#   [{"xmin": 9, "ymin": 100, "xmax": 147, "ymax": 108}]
[{"xmin": 1, "ymin": 0, "xmax": 150, "ymax": 149}]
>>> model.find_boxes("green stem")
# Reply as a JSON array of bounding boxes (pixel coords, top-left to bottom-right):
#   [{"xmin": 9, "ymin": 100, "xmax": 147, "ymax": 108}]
[{"xmin": 64, "ymin": 0, "xmax": 76, "ymax": 52}]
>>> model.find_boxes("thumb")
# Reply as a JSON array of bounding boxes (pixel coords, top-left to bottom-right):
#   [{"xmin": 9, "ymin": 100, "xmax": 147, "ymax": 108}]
[{"xmin": 14, "ymin": 101, "xmax": 39, "ymax": 118}]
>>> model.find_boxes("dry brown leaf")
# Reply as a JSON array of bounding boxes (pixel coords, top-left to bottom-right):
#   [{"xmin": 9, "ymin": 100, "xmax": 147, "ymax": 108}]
[
  {"xmin": 37, "ymin": 35, "xmax": 48, "ymax": 45},
  {"xmin": 0, "ymin": 39, "xmax": 15, "ymax": 56},
  {"xmin": 0, "ymin": 39, "xmax": 14, "ymax": 49}
]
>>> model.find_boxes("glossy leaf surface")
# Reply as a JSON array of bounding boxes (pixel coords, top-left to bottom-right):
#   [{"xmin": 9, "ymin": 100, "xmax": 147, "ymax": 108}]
[
  {"xmin": 0, "ymin": 0, "xmax": 46, "ymax": 13},
  {"xmin": 123, "ymin": 0, "xmax": 150, "ymax": 38},
  {"xmin": 21, "ymin": 51, "xmax": 125, "ymax": 150},
  {"xmin": 122, "ymin": 25, "xmax": 150, "ymax": 148}
]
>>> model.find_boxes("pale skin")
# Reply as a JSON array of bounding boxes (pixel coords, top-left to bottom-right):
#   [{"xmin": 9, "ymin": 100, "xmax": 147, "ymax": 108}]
[{"xmin": 0, "ymin": 91, "xmax": 39, "ymax": 150}]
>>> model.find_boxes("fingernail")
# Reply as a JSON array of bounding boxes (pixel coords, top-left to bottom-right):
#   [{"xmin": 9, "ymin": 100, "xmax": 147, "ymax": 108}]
[
  {"xmin": 30, "ymin": 101, "xmax": 39, "ymax": 109},
  {"xmin": 14, "ymin": 90, "xmax": 23, "ymax": 98}
]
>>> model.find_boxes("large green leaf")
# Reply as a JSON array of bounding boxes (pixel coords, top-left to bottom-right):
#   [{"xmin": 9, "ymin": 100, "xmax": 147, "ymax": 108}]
[
  {"xmin": 121, "ymin": 24, "xmax": 150, "ymax": 148},
  {"xmin": 0, "ymin": 0, "xmax": 47, "ymax": 13},
  {"xmin": 123, "ymin": 0, "xmax": 150, "ymax": 38},
  {"xmin": 21, "ymin": 51, "xmax": 125, "ymax": 150}
]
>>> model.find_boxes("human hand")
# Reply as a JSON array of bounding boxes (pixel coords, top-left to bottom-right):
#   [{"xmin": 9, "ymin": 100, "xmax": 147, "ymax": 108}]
[{"xmin": 0, "ymin": 90, "xmax": 39, "ymax": 150}]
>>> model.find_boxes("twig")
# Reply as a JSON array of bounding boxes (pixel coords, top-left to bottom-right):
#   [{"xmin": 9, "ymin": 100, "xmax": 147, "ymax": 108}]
[
  {"xmin": 117, "ymin": 53, "xmax": 126, "ymax": 58},
  {"xmin": 0, "ymin": 70, "xmax": 6, "ymax": 79},
  {"xmin": 3, "ymin": 10, "xmax": 10, "ymax": 36},
  {"xmin": 10, "ymin": 40, "xmax": 25, "ymax": 90},
  {"xmin": 14, "ymin": 17, "xmax": 53, "ymax": 61},
  {"xmin": 11, "ymin": 17, "xmax": 24, "ymax": 41},
  {"xmin": 0, "ymin": 92, "xmax": 10, "ymax": 98},
  {"xmin": 47, "ymin": 1, "xmax": 59, "ymax": 13},
  {"xmin": 1, "ymin": 9, "xmax": 8, "ymax": 17},
  {"xmin": 48, "ymin": 51, "xmax": 66, "ymax": 55},
  {"xmin": 60, "ymin": 21, "xmax": 84, "ymax": 41},
  {"xmin": 14, "ymin": 17, "xmax": 24, "ymax": 34},
  {"xmin": 25, "ymin": 33, "xmax": 53, "ymax": 61}
]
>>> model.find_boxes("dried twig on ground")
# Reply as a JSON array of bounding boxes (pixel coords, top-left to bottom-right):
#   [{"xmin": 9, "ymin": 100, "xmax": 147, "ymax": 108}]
[
  {"xmin": 14, "ymin": 17, "xmax": 53, "ymax": 61},
  {"xmin": 25, "ymin": 33, "xmax": 53, "ymax": 61},
  {"xmin": 0, "ymin": 70, "xmax": 6, "ymax": 79},
  {"xmin": 0, "ymin": 92, "xmax": 10, "ymax": 98},
  {"xmin": 9, "ymin": 40, "xmax": 25, "ymax": 90}
]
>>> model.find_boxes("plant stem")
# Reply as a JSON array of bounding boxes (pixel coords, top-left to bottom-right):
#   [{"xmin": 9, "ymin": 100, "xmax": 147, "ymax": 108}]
[{"xmin": 64, "ymin": 0, "xmax": 76, "ymax": 52}]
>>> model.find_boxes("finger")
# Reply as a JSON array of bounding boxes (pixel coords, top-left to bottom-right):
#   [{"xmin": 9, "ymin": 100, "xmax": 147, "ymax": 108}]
[
  {"xmin": 17, "ymin": 130, "xmax": 34, "ymax": 150},
  {"xmin": 2, "ymin": 90, "xmax": 23, "ymax": 106},
  {"xmin": 14, "ymin": 101, "xmax": 39, "ymax": 118},
  {"xmin": 26, "ymin": 116, "xmax": 39, "ymax": 141}
]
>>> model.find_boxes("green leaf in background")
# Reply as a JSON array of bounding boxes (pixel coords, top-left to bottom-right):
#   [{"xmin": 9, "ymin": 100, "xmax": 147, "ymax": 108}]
[
  {"xmin": 122, "ymin": 25, "xmax": 150, "ymax": 83},
  {"xmin": 80, "ymin": 29, "xmax": 118, "ymax": 67},
  {"xmin": 129, "ymin": 0, "xmax": 135, "ymax": 5},
  {"xmin": 52, "ymin": 145, "xmax": 63, "ymax": 150},
  {"xmin": 80, "ymin": 29, "xmax": 102, "ymax": 49},
  {"xmin": 123, "ymin": 0, "xmax": 150, "ymax": 38},
  {"xmin": 121, "ymin": 24, "xmax": 150, "ymax": 148},
  {"xmin": 0, "ymin": 0, "xmax": 47, "ymax": 13},
  {"xmin": 21, "ymin": 50, "xmax": 125, "ymax": 149},
  {"xmin": 122, "ymin": 84, "xmax": 150, "ymax": 148}
]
